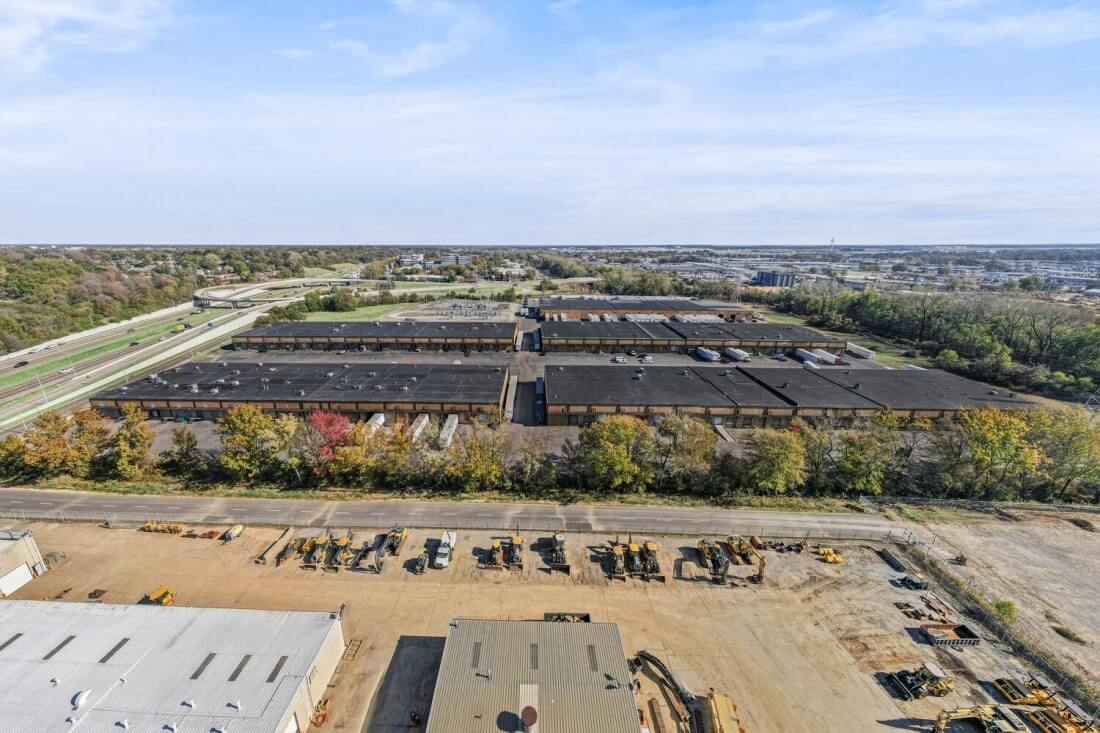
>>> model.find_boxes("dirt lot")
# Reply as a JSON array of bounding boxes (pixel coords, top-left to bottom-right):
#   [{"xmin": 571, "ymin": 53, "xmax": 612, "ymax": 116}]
[
  {"xmin": 11, "ymin": 522, "xmax": 1039, "ymax": 733},
  {"xmin": 926, "ymin": 511, "xmax": 1100, "ymax": 690}
]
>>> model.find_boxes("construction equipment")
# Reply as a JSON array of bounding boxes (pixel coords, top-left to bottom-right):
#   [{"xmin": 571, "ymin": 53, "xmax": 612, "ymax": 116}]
[
  {"xmin": 256, "ymin": 527, "xmax": 293, "ymax": 565},
  {"xmin": 901, "ymin": 574, "xmax": 929, "ymax": 590},
  {"xmin": 705, "ymin": 690, "xmax": 747, "ymax": 733},
  {"xmin": 275, "ymin": 537, "xmax": 299, "ymax": 567},
  {"xmin": 141, "ymin": 521, "xmax": 184, "ymax": 534},
  {"xmin": 325, "ymin": 531, "xmax": 352, "ymax": 572},
  {"xmin": 625, "ymin": 538, "xmax": 645, "ymax": 577},
  {"xmin": 993, "ymin": 674, "xmax": 1058, "ymax": 707},
  {"xmin": 547, "ymin": 533, "xmax": 570, "ymax": 574},
  {"xmin": 302, "ymin": 533, "xmax": 330, "ymax": 570},
  {"xmin": 349, "ymin": 537, "xmax": 374, "ymax": 571},
  {"xmin": 413, "ymin": 552, "xmax": 429, "ymax": 575},
  {"xmin": 697, "ymin": 539, "xmax": 729, "ymax": 584},
  {"xmin": 889, "ymin": 663, "xmax": 954, "ymax": 700},
  {"xmin": 504, "ymin": 534, "xmax": 524, "ymax": 570},
  {"xmin": 1027, "ymin": 701, "xmax": 1097, "ymax": 733},
  {"xmin": 724, "ymin": 535, "xmax": 765, "ymax": 584},
  {"xmin": 608, "ymin": 539, "xmax": 627, "ymax": 581},
  {"xmin": 933, "ymin": 705, "xmax": 1028, "ymax": 733},
  {"xmin": 372, "ymin": 527, "xmax": 409, "ymax": 573},
  {"xmin": 221, "ymin": 524, "xmax": 245, "ymax": 543},
  {"xmin": 481, "ymin": 539, "xmax": 505, "ymax": 570},
  {"xmin": 140, "ymin": 584, "xmax": 175, "ymax": 605},
  {"xmin": 640, "ymin": 540, "xmax": 665, "ymax": 582},
  {"xmin": 818, "ymin": 546, "xmax": 844, "ymax": 564}
]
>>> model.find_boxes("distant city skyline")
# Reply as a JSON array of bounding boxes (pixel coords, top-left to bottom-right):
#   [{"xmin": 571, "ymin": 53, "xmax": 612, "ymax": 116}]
[{"xmin": 1, "ymin": 1, "xmax": 1098, "ymax": 245}]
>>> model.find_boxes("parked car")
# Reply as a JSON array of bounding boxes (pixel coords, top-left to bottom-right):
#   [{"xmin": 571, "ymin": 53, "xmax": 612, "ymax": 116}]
[
  {"xmin": 129, "ymin": 341, "xmax": 140, "ymax": 347},
  {"xmin": 58, "ymin": 367, "xmax": 74, "ymax": 374},
  {"xmin": 611, "ymin": 355, "xmax": 626, "ymax": 363},
  {"xmin": 434, "ymin": 531, "xmax": 457, "ymax": 569},
  {"xmin": 13, "ymin": 360, "xmax": 29, "ymax": 368}
]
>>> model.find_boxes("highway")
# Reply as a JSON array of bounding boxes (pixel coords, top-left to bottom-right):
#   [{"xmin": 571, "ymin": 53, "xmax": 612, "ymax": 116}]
[{"xmin": 0, "ymin": 486, "xmax": 923, "ymax": 542}]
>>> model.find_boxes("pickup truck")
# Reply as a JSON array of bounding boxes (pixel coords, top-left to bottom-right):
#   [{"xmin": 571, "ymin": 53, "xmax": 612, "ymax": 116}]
[{"xmin": 434, "ymin": 531, "xmax": 457, "ymax": 569}]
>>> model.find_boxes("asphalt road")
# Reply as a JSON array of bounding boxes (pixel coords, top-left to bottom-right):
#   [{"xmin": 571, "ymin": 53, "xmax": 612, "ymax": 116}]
[{"xmin": 0, "ymin": 487, "xmax": 921, "ymax": 541}]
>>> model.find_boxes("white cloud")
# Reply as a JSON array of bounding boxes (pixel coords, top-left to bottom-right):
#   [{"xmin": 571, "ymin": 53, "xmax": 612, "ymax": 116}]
[
  {"xmin": 0, "ymin": 0, "xmax": 171, "ymax": 73},
  {"xmin": 327, "ymin": 38, "xmax": 369, "ymax": 57},
  {"xmin": 373, "ymin": 0, "xmax": 491, "ymax": 78},
  {"xmin": 277, "ymin": 47, "xmax": 311, "ymax": 60}
]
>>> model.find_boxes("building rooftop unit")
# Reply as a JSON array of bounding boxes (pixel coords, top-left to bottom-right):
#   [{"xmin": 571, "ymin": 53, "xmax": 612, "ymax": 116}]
[
  {"xmin": 94, "ymin": 362, "xmax": 509, "ymax": 405},
  {"xmin": 234, "ymin": 320, "xmax": 517, "ymax": 341},
  {"xmin": 813, "ymin": 369, "xmax": 1034, "ymax": 411},
  {"xmin": 426, "ymin": 619, "xmax": 639, "ymax": 733},
  {"xmin": 0, "ymin": 601, "xmax": 342, "ymax": 733}
]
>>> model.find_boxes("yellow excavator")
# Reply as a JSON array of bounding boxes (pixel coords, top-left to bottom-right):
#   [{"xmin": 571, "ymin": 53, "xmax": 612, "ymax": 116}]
[
  {"xmin": 933, "ymin": 704, "xmax": 1027, "ymax": 733},
  {"xmin": 1027, "ymin": 701, "xmax": 1098, "ymax": 733},
  {"xmin": 706, "ymin": 691, "xmax": 747, "ymax": 733},
  {"xmin": 993, "ymin": 673, "xmax": 1058, "ymax": 707},
  {"xmin": 724, "ymin": 536, "xmax": 766, "ymax": 584}
]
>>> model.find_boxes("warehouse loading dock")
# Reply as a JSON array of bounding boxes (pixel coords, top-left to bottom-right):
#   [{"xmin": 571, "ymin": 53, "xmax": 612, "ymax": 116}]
[
  {"xmin": 544, "ymin": 365, "xmax": 1033, "ymax": 427},
  {"xmin": 233, "ymin": 320, "xmax": 519, "ymax": 353},
  {"xmin": 90, "ymin": 362, "xmax": 511, "ymax": 422},
  {"xmin": 539, "ymin": 319, "xmax": 846, "ymax": 353}
]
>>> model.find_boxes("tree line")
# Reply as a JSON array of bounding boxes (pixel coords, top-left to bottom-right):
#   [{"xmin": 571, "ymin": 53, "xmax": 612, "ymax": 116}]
[
  {"xmin": 2, "ymin": 404, "xmax": 1097, "ymax": 504},
  {"xmin": 751, "ymin": 283, "xmax": 1100, "ymax": 401}
]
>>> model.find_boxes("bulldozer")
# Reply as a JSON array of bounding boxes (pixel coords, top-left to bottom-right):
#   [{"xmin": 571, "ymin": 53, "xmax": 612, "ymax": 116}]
[
  {"xmin": 994, "ymin": 674, "xmax": 1058, "ymax": 707},
  {"xmin": 933, "ymin": 705, "xmax": 1028, "ymax": 733},
  {"xmin": 889, "ymin": 662, "xmax": 954, "ymax": 700},
  {"xmin": 140, "ymin": 584, "xmax": 175, "ymax": 606},
  {"xmin": 625, "ymin": 538, "xmax": 645, "ymax": 577},
  {"xmin": 504, "ymin": 534, "xmax": 524, "ymax": 570},
  {"xmin": 547, "ymin": 533, "xmax": 570, "ymax": 574},
  {"xmin": 698, "ymin": 539, "xmax": 729, "ymax": 584},
  {"xmin": 640, "ymin": 540, "xmax": 665, "ymax": 583},
  {"xmin": 608, "ymin": 540, "xmax": 627, "ymax": 581}
]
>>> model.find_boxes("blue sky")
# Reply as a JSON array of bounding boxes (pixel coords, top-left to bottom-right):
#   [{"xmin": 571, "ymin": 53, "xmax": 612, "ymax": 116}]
[{"xmin": 1, "ymin": 0, "xmax": 1098, "ymax": 245}]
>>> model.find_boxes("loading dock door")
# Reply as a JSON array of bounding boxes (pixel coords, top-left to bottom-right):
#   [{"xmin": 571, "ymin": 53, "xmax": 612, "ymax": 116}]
[{"xmin": 0, "ymin": 563, "xmax": 33, "ymax": 597}]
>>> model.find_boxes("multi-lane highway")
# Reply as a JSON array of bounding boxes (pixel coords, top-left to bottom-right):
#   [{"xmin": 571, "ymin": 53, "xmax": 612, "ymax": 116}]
[{"xmin": 0, "ymin": 486, "xmax": 923, "ymax": 542}]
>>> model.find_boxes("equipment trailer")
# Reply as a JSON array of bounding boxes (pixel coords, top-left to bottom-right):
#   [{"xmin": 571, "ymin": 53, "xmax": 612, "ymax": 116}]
[{"xmin": 547, "ymin": 533, "xmax": 571, "ymax": 574}]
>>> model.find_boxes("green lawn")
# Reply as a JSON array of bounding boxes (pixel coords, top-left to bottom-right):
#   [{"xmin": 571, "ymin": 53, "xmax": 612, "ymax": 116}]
[
  {"xmin": 754, "ymin": 306, "xmax": 930, "ymax": 369},
  {"xmin": 303, "ymin": 263, "xmax": 363, "ymax": 277},
  {"xmin": 304, "ymin": 303, "xmax": 411, "ymax": 321}
]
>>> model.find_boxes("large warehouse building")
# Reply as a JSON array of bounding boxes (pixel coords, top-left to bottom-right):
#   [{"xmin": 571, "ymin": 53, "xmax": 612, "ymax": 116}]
[
  {"xmin": 531, "ymin": 295, "xmax": 745, "ymax": 321},
  {"xmin": 544, "ymin": 365, "xmax": 1032, "ymax": 427},
  {"xmin": 0, "ymin": 601, "xmax": 344, "ymax": 733},
  {"xmin": 91, "ymin": 362, "xmax": 511, "ymax": 421},
  {"xmin": 540, "ymin": 320, "xmax": 846, "ymax": 353},
  {"xmin": 426, "ymin": 618, "xmax": 640, "ymax": 733},
  {"xmin": 232, "ymin": 320, "xmax": 519, "ymax": 352}
]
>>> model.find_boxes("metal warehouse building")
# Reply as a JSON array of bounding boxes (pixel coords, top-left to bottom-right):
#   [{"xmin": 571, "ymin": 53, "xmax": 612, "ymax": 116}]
[
  {"xmin": 539, "ymin": 320, "xmax": 846, "ymax": 353},
  {"xmin": 0, "ymin": 601, "xmax": 344, "ymax": 733},
  {"xmin": 0, "ymin": 529, "xmax": 45, "ymax": 598},
  {"xmin": 232, "ymin": 320, "xmax": 519, "ymax": 352},
  {"xmin": 426, "ymin": 619, "xmax": 640, "ymax": 733},
  {"xmin": 544, "ymin": 365, "xmax": 1032, "ymax": 427},
  {"xmin": 90, "ymin": 362, "xmax": 511, "ymax": 422},
  {"xmin": 532, "ymin": 295, "xmax": 745, "ymax": 321}
]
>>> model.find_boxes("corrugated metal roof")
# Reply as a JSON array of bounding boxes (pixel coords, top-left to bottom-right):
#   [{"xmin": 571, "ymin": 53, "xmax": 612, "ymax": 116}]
[
  {"xmin": 427, "ymin": 619, "xmax": 640, "ymax": 733},
  {"xmin": 0, "ymin": 601, "xmax": 340, "ymax": 733}
]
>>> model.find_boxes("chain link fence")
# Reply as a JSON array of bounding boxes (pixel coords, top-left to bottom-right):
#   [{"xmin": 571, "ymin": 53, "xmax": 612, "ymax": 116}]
[{"xmin": 869, "ymin": 494, "xmax": 1100, "ymax": 515}]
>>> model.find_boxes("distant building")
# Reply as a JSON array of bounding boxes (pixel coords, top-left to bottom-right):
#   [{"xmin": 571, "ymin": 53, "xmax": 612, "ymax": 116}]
[
  {"xmin": 398, "ymin": 253, "xmax": 425, "ymax": 266},
  {"xmin": 754, "ymin": 270, "xmax": 798, "ymax": 288},
  {"xmin": 438, "ymin": 253, "xmax": 473, "ymax": 266}
]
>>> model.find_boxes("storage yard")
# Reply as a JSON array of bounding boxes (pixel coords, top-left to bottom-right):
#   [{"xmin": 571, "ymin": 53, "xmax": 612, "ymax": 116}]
[{"xmin": 5, "ymin": 518, "xmax": 1093, "ymax": 733}]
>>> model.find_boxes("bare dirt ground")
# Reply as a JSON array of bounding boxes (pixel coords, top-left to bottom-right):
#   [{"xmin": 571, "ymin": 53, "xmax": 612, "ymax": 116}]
[
  {"xmin": 926, "ymin": 511, "xmax": 1100, "ymax": 689},
  {"xmin": 10, "ymin": 522, "xmax": 1038, "ymax": 733}
]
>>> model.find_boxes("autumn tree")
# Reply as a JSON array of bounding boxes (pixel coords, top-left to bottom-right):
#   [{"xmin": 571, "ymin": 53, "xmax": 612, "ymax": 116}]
[
  {"xmin": 1025, "ymin": 408, "xmax": 1100, "ymax": 501},
  {"xmin": 160, "ymin": 425, "xmax": 205, "ymax": 479},
  {"xmin": 0, "ymin": 434, "xmax": 27, "ymax": 478},
  {"xmin": 932, "ymin": 407, "xmax": 1045, "ymax": 500},
  {"xmin": 22, "ymin": 410, "xmax": 71, "ymax": 477},
  {"xmin": 446, "ymin": 425, "xmax": 509, "ymax": 493},
  {"xmin": 111, "ymin": 404, "xmax": 154, "ymax": 480},
  {"xmin": 653, "ymin": 415, "xmax": 717, "ymax": 492},
  {"xmin": 574, "ymin": 416, "xmax": 655, "ymax": 493},
  {"xmin": 741, "ymin": 429, "xmax": 806, "ymax": 495},
  {"xmin": 218, "ymin": 404, "xmax": 279, "ymax": 482},
  {"xmin": 68, "ymin": 409, "xmax": 112, "ymax": 479}
]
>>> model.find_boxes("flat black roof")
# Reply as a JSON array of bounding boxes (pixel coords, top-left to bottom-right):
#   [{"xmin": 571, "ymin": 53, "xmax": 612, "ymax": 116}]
[
  {"xmin": 539, "ymin": 321, "xmax": 684, "ymax": 340},
  {"xmin": 813, "ymin": 369, "xmax": 1034, "ymax": 410},
  {"xmin": 540, "ymin": 320, "xmax": 837, "ymax": 342},
  {"xmin": 536, "ymin": 296, "xmax": 741, "ymax": 312},
  {"xmin": 235, "ymin": 320, "xmax": 516, "ymax": 340},
  {"xmin": 95, "ymin": 362, "xmax": 509, "ymax": 404},
  {"xmin": 739, "ymin": 367, "xmax": 881, "ymax": 409},
  {"xmin": 544, "ymin": 365, "xmax": 739, "ymax": 407},
  {"xmin": 694, "ymin": 368, "xmax": 793, "ymax": 408}
]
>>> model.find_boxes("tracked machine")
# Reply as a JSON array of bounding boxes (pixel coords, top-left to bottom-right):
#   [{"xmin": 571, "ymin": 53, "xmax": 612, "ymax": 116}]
[
  {"xmin": 889, "ymin": 663, "xmax": 954, "ymax": 700},
  {"xmin": 547, "ymin": 533, "xmax": 571, "ymax": 574},
  {"xmin": 504, "ymin": 534, "xmax": 524, "ymax": 570},
  {"xmin": 994, "ymin": 674, "xmax": 1058, "ymax": 707},
  {"xmin": 933, "ymin": 705, "xmax": 1028, "ymax": 733},
  {"xmin": 625, "ymin": 538, "xmax": 645, "ymax": 578},
  {"xmin": 482, "ymin": 539, "xmax": 506, "ymax": 570},
  {"xmin": 724, "ymin": 535, "xmax": 766, "ymax": 584},
  {"xmin": 698, "ymin": 539, "xmax": 729, "ymax": 584},
  {"xmin": 302, "ymin": 532, "xmax": 330, "ymax": 570},
  {"xmin": 640, "ymin": 540, "xmax": 665, "ymax": 582},
  {"xmin": 608, "ymin": 539, "xmax": 627, "ymax": 581}
]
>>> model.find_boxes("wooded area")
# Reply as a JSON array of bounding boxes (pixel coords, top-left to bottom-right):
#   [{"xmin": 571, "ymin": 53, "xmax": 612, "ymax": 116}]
[{"xmin": 2, "ymin": 405, "xmax": 1097, "ymax": 504}]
